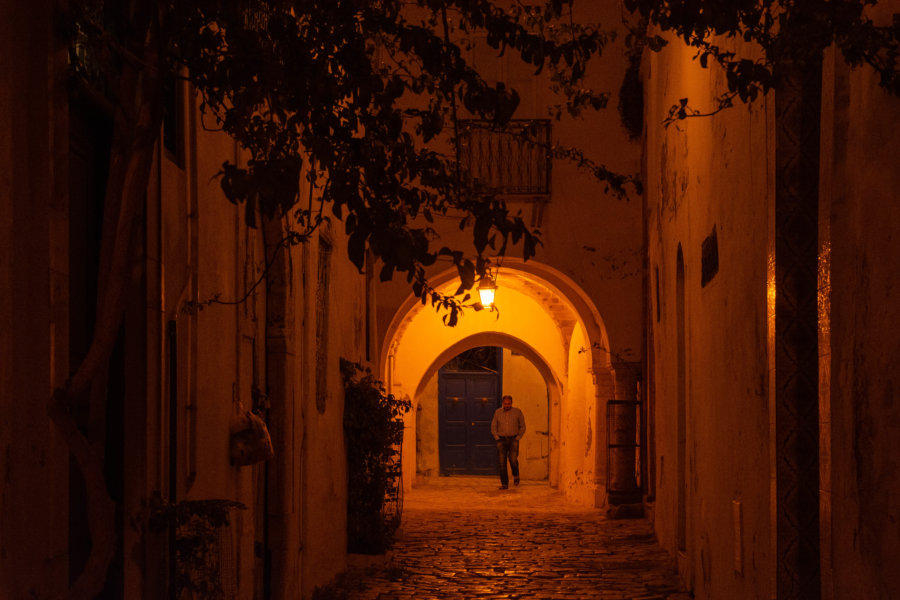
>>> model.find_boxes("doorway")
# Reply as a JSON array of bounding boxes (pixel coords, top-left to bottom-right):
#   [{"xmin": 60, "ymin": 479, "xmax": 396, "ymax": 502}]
[{"xmin": 438, "ymin": 347, "xmax": 501, "ymax": 475}]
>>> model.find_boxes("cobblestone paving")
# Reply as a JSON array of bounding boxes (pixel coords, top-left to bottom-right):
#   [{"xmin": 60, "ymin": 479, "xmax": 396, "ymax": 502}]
[{"xmin": 318, "ymin": 477, "xmax": 691, "ymax": 600}]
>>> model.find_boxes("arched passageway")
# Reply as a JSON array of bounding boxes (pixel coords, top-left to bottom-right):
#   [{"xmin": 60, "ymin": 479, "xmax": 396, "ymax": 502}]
[
  {"xmin": 381, "ymin": 260, "xmax": 636, "ymax": 508},
  {"xmin": 416, "ymin": 340, "xmax": 554, "ymax": 482}
]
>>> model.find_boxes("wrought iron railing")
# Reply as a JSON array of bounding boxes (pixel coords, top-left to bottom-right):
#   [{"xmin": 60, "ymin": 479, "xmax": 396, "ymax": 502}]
[{"xmin": 456, "ymin": 119, "xmax": 551, "ymax": 197}]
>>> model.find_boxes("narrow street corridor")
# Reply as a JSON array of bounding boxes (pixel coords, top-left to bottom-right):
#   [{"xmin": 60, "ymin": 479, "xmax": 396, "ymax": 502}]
[{"xmin": 318, "ymin": 478, "xmax": 691, "ymax": 600}]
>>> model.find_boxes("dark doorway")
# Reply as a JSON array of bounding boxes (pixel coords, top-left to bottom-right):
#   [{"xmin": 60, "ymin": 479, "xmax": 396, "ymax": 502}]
[{"xmin": 438, "ymin": 347, "xmax": 501, "ymax": 475}]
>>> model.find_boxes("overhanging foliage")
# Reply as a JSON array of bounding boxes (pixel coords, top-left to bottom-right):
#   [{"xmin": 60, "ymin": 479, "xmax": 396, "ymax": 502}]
[
  {"xmin": 69, "ymin": 1, "xmax": 638, "ymax": 319},
  {"xmin": 625, "ymin": 0, "xmax": 900, "ymax": 119},
  {"xmin": 55, "ymin": 1, "xmax": 630, "ymax": 596}
]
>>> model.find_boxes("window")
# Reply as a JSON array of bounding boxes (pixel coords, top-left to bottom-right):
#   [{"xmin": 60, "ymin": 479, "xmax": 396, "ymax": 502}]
[
  {"xmin": 457, "ymin": 119, "xmax": 551, "ymax": 197},
  {"xmin": 701, "ymin": 226, "xmax": 719, "ymax": 287},
  {"xmin": 440, "ymin": 346, "xmax": 500, "ymax": 373}
]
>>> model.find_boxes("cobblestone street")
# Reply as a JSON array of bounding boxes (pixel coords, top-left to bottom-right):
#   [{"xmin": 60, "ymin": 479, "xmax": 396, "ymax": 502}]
[{"xmin": 317, "ymin": 477, "xmax": 690, "ymax": 600}]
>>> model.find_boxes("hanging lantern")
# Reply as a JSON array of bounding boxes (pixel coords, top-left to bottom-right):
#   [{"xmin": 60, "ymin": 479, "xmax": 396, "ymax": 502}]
[{"xmin": 477, "ymin": 273, "xmax": 497, "ymax": 307}]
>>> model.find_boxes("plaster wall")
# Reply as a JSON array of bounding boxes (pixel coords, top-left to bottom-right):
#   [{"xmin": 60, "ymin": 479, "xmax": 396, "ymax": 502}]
[
  {"xmin": 502, "ymin": 348, "xmax": 550, "ymax": 480},
  {"xmin": 415, "ymin": 374, "xmax": 440, "ymax": 478},
  {"xmin": 152, "ymin": 92, "xmax": 370, "ymax": 598},
  {"xmin": 159, "ymin": 154, "xmax": 190, "ymax": 316},
  {"xmin": 190, "ymin": 127, "xmax": 246, "ymax": 501},
  {"xmin": 162, "ymin": 112, "xmax": 267, "ymax": 598},
  {"xmin": 823, "ymin": 17, "xmax": 900, "ymax": 597},
  {"xmin": 645, "ymin": 12, "xmax": 900, "ymax": 598},
  {"xmin": 374, "ymin": 0, "xmax": 643, "ymax": 367},
  {"xmin": 386, "ymin": 258, "xmax": 624, "ymax": 504},
  {"xmin": 0, "ymin": 4, "xmax": 70, "ymax": 595},
  {"xmin": 391, "ymin": 283, "xmax": 567, "ymax": 491},
  {"xmin": 644, "ymin": 35, "xmax": 773, "ymax": 600},
  {"xmin": 559, "ymin": 323, "xmax": 600, "ymax": 506},
  {"xmin": 298, "ymin": 227, "xmax": 369, "ymax": 598},
  {"xmin": 539, "ymin": 76, "xmax": 642, "ymax": 367}
]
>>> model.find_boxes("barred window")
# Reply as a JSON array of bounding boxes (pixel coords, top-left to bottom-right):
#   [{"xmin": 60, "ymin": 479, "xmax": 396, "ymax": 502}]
[{"xmin": 456, "ymin": 119, "xmax": 551, "ymax": 197}]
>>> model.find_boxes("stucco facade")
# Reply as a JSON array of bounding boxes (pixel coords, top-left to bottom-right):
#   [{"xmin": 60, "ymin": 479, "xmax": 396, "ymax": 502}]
[
  {"xmin": 0, "ymin": 6, "xmax": 370, "ymax": 597},
  {"xmin": 821, "ymin": 30, "xmax": 900, "ymax": 600},
  {"xmin": 643, "ymin": 3, "xmax": 900, "ymax": 598}
]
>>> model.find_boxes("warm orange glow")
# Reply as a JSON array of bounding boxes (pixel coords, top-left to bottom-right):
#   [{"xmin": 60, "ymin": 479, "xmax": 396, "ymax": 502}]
[
  {"xmin": 767, "ymin": 250, "xmax": 776, "ymax": 334},
  {"xmin": 478, "ymin": 276, "xmax": 497, "ymax": 307},
  {"xmin": 818, "ymin": 241, "xmax": 831, "ymax": 339}
]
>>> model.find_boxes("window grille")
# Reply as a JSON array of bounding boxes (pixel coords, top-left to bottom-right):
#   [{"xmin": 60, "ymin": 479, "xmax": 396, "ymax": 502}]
[{"xmin": 457, "ymin": 119, "xmax": 551, "ymax": 197}]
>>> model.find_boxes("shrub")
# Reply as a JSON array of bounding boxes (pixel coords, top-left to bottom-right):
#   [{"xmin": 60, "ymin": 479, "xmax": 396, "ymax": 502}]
[{"xmin": 342, "ymin": 359, "xmax": 411, "ymax": 554}]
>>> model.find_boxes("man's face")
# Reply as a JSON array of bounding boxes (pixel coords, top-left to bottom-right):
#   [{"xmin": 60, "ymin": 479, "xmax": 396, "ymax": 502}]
[{"xmin": 502, "ymin": 397, "xmax": 512, "ymax": 411}]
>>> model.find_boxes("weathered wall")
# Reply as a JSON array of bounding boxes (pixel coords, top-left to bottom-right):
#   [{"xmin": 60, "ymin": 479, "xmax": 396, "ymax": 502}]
[
  {"xmin": 501, "ymin": 348, "xmax": 550, "ymax": 480},
  {"xmin": 299, "ymin": 226, "xmax": 368, "ymax": 598},
  {"xmin": 145, "ymin": 82, "xmax": 369, "ymax": 599},
  {"xmin": 559, "ymin": 323, "xmax": 600, "ymax": 506},
  {"xmin": 148, "ymin": 95, "xmax": 270, "ymax": 598},
  {"xmin": 0, "ymin": 3, "xmax": 70, "ymax": 596},
  {"xmin": 191, "ymin": 126, "xmax": 249, "ymax": 501},
  {"xmin": 645, "ymin": 6, "xmax": 900, "ymax": 598},
  {"xmin": 415, "ymin": 374, "xmax": 440, "ymax": 477},
  {"xmin": 374, "ymin": 0, "xmax": 643, "ymax": 367},
  {"xmin": 823, "ymin": 17, "xmax": 900, "ymax": 597},
  {"xmin": 387, "ymin": 280, "xmax": 597, "ymax": 494},
  {"xmin": 644, "ymin": 34, "xmax": 774, "ymax": 600},
  {"xmin": 391, "ymin": 284, "xmax": 568, "ymax": 401}
]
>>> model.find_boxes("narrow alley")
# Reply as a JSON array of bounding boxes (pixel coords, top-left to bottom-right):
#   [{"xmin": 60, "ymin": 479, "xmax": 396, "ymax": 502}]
[
  {"xmin": 317, "ymin": 477, "xmax": 690, "ymax": 600},
  {"xmin": 5, "ymin": 2, "xmax": 900, "ymax": 599}
]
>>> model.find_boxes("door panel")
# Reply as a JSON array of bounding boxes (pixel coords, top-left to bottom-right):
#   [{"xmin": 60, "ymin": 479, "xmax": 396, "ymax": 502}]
[
  {"xmin": 468, "ymin": 378, "xmax": 498, "ymax": 472},
  {"xmin": 439, "ymin": 372, "xmax": 499, "ymax": 475}
]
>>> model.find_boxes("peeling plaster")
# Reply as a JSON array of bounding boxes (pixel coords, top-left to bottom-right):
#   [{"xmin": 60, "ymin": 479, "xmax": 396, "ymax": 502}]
[{"xmin": 585, "ymin": 419, "xmax": 592, "ymax": 457}]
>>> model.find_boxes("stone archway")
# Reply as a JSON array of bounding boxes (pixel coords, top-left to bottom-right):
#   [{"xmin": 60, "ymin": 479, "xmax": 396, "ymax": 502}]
[
  {"xmin": 381, "ymin": 261, "xmax": 626, "ymax": 507},
  {"xmin": 414, "ymin": 332, "xmax": 563, "ymax": 485}
]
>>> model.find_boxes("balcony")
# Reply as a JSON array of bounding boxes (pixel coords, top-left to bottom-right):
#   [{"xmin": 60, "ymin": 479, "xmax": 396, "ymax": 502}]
[{"xmin": 456, "ymin": 119, "xmax": 551, "ymax": 199}]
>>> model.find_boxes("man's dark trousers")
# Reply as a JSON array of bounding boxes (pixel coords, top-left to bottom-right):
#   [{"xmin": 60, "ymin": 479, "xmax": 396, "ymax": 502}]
[{"xmin": 497, "ymin": 436, "xmax": 520, "ymax": 487}]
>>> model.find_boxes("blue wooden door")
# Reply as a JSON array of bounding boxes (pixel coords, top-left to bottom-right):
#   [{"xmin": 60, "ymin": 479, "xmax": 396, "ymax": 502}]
[{"xmin": 438, "ymin": 372, "xmax": 499, "ymax": 475}]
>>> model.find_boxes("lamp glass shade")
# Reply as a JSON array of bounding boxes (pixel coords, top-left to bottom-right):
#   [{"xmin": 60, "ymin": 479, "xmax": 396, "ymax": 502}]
[{"xmin": 478, "ymin": 278, "xmax": 497, "ymax": 307}]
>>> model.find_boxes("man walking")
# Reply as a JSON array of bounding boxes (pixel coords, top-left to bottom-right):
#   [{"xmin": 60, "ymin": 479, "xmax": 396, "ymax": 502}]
[{"xmin": 491, "ymin": 394, "xmax": 526, "ymax": 489}]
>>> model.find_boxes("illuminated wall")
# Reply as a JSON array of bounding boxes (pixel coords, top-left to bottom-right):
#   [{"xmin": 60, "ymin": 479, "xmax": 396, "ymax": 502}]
[
  {"xmin": 501, "ymin": 349, "xmax": 550, "ymax": 481},
  {"xmin": 644, "ymin": 32, "xmax": 775, "ymax": 599},
  {"xmin": 644, "ymin": 4, "xmax": 900, "ymax": 598},
  {"xmin": 414, "ymin": 348, "xmax": 550, "ymax": 482},
  {"xmin": 559, "ymin": 323, "xmax": 600, "ymax": 506},
  {"xmin": 383, "ymin": 263, "xmax": 620, "ymax": 506}
]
